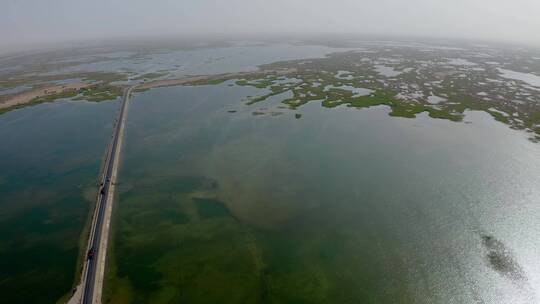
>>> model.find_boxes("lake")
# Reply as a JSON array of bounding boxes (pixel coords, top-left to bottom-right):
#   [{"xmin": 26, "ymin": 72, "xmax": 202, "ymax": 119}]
[{"xmin": 105, "ymin": 82, "xmax": 540, "ymax": 303}]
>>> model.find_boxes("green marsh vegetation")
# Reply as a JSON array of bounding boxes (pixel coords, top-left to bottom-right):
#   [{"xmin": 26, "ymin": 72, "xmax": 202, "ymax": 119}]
[
  {"xmin": 74, "ymin": 85, "xmax": 123, "ymax": 102},
  {"xmin": 0, "ymin": 84, "xmax": 123, "ymax": 115},
  {"xmin": 186, "ymin": 50, "xmax": 540, "ymax": 142}
]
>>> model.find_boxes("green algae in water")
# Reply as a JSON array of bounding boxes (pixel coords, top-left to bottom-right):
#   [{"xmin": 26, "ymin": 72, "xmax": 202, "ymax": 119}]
[
  {"xmin": 194, "ymin": 198, "xmax": 230, "ymax": 219},
  {"xmin": 105, "ymin": 176, "xmax": 263, "ymax": 303}
]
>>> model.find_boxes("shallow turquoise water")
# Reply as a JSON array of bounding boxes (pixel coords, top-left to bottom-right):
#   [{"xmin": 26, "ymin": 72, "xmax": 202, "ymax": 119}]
[
  {"xmin": 107, "ymin": 83, "xmax": 540, "ymax": 303},
  {"xmin": 0, "ymin": 99, "xmax": 118, "ymax": 303}
]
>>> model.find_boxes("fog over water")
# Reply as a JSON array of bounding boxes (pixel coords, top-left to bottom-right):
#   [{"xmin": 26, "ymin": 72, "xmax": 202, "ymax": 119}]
[{"xmin": 1, "ymin": 0, "xmax": 540, "ymax": 50}]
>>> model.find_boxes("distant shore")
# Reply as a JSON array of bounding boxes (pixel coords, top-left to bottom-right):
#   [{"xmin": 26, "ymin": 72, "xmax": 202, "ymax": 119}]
[
  {"xmin": 136, "ymin": 68, "xmax": 296, "ymax": 91},
  {"xmin": 0, "ymin": 67, "xmax": 297, "ymax": 114},
  {"xmin": 0, "ymin": 83, "xmax": 93, "ymax": 110}
]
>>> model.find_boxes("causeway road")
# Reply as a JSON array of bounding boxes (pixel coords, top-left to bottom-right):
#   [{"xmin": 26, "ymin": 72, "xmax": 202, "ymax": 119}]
[{"xmin": 69, "ymin": 85, "xmax": 134, "ymax": 304}]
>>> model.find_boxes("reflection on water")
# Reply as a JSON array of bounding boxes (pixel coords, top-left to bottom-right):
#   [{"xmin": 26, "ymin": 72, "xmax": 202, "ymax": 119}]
[
  {"xmin": 498, "ymin": 68, "xmax": 540, "ymax": 87},
  {"xmin": 106, "ymin": 83, "xmax": 540, "ymax": 303}
]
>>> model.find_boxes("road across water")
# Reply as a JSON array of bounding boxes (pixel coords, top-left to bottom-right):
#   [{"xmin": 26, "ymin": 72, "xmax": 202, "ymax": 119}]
[{"xmin": 69, "ymin": 85, "xmax": 133, "ymax": 304}]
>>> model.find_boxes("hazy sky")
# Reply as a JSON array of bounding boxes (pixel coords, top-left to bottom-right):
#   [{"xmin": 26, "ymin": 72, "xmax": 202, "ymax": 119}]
[{"xmin": 2, "ymin": 0, "xmax": 540, "ymax": 49}]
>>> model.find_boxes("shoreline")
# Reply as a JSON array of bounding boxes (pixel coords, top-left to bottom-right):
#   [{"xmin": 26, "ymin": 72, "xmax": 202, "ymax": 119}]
[
  {"xmin": 0, "ymin": 82, "xmax": 93, "ymax": 111},
  {"xmin": 0, "ymin": 68, "xmax": 296, "ymax": 114}
]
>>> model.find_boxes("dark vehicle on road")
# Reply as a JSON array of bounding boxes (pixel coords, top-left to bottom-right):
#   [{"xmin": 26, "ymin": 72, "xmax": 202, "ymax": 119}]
[{"xmin": 87, "ymin": 248, "xmax": 96, "ymax": 260}]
